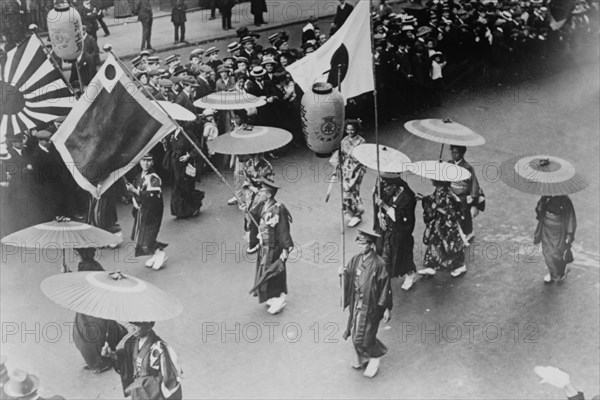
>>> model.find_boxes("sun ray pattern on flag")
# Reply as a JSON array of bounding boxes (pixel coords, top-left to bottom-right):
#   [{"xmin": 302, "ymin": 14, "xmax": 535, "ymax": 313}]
[{"xmin": 0, "ymin": 35, "xmax": 76, "ymax": 142}]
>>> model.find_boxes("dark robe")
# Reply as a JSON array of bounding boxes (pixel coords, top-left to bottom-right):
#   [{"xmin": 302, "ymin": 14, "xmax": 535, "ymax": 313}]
[
  {"xmin": 342, "ymin": 250, "xmax": 392, "ymax": 359},
  {"xmin": 74, "ymin": 260, "xmax": 120, "ymax": 370},
  {"xmin": 373, "ymin": 180, "xmax": 417, "ymax": 278},
  {"xmin": 449, "ymin": 158, "xmax": 485, "ymax": 236},
  {"xmin": 534, "ymin": 196, "xmax": 577, "ymax": 280},
  {"xmin": 87, "ymin": 180, "xmax": 123, "ymax": 233},
  {"xmin": 130, "ymin": 169, "xmax": 167, "ymax": 256},
  {"xmin": 163, "ymin": 132, "xmax": 204, "ymax": 218},
  {"xmin": 113, "ymin": 329, "xmax": 182, "ymax": 400},
  {"xmin": 31, "ymin": 144, "xmax": 65, "ymax": 221},
  {"xmin": 253, "ymin": 201, "xmax": 293, "ymax": 303}
]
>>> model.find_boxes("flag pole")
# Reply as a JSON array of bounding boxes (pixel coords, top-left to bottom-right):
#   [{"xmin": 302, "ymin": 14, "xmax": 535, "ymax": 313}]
[
  {"xmin": 368, "ymin": 0, "xmax": 382, "ymax": 195},
  {"xmin": 28, "ymin": 25, "xmax": 77, "ymax": 94},
  {"xmin": 337, "ymin": 65, "xmax": 346, "ymax": 310},
  {"xmin": 106, "ymin": 46, "xmax": 260, "ymax": 230}
]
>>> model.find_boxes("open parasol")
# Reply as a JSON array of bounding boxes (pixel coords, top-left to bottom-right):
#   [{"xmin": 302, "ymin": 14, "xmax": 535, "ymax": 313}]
[
  {"xmin": 406, "ymin": 160, "xmax": 471, "ymax": 182},
  {"xmin": 1, "ymin": 217, "xmax": 122, "ymax": 272},
  {"xmin": 208, "ymin": 125, "xmax": 292, "ymax": 155},
  {"xmin": 500, "ymin": 155, "xmax": 589, "ymax": 195},
  {"xmin": 404, "ymin": 118, "xmax": 485, "ymax": 159},
  {"xmin": 193, "ymin": 91, "xmax": 267, "ymax": 110},
  {"xmin": 152, "ymin": 101, "xmax": 197, "ymax": 121},
  {"xmin": 352, "ymin": 143, "xmax": 412, "ymax": 178},
  {"xmin": 41, "ymin": 271, "xmax": 183, "ymax": 321}
]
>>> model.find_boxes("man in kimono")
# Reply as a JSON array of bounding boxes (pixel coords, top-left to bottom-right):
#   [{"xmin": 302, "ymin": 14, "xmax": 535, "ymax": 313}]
[
  {"xmin": 449, "ymin": 145, "xmax": 485, "ymax": 242},
  {"xmin": 102, "ymin": 322, "xmax": 182, "ymax": 400},
  {"xmin": 373, "ymin": 176, "xmax": 418, "ymax": 290},
  {"xmin": 339, "ymin": 228, "xmax": 392, "ymax": 378},
  {"xmin": 252, "ymin": 177, "xmax": 293, "ymax": 315}
]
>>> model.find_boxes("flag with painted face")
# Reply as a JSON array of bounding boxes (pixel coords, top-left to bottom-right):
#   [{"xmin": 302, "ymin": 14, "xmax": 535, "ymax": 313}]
[
  {"xmin": 0, "ymin": 35, "xmax": 75, "ymax": 143},
  {"xmin": 51, "ymin": 53, "xmax": 177, "ymax": 198},
  {"xmin": 285, "ymin": 0, "xmax": 374, "ymax": 101}
]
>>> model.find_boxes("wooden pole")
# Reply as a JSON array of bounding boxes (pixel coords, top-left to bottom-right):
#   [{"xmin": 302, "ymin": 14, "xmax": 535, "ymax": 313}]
[
  {"xmin": 337, "ymin": 65, "xmax": 346, "ymax": 310},
  {"xmin": 368, "ymin": 2, "xmax": 382, "ymax": 198},
  {"xmin": 108, "ymin": 48, "xmax": 260, "ymax": 230}
]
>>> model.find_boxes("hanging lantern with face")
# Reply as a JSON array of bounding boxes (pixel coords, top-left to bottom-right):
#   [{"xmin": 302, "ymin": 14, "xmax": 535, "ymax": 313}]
[{"xmin": 47, "ymin": 0, "xmax": 84, "ymax": 61}]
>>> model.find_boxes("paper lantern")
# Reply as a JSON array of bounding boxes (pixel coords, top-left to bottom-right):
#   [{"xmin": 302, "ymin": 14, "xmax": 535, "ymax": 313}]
[
  {"xmin": 301, "ymin": 82, "xmax": 345, "ymax": 158},
  {"xmin": 47, "ymin": 0, "xmax": 83, "ymax": 61}
]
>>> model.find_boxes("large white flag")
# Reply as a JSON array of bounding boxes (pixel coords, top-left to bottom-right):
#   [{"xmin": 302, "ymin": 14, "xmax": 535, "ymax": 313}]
[{"xmin": 285, "ymin": 0, "xmax": 374, "ymax": 100}]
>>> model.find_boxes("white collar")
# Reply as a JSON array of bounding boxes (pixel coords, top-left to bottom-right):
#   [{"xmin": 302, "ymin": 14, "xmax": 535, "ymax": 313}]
[{"xmin": 38, "ymin": 143, "xmax": 49, "ymax": 153}]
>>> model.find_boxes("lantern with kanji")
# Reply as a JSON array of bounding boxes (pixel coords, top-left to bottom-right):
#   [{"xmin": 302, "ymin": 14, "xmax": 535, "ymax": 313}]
[
  {"xmin": 301, "ymin": 82, "xmax": 345, "ymax": 157},
  {"xmin": 47, "ymin": 0, "xmax": 83, "ymax": 61}
]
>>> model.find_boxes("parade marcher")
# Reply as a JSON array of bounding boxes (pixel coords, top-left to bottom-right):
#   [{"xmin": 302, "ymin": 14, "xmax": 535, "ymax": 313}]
[
  {"xmin": 419, "ymin": 179, "xmax": 468, "ymax": 277},
  {"xmin": 373, "ymin": 176, "xmax": 418, "ymax": 290},
  {"xmin": 534, "ymin": 195, "xmax": 577, "ymax": 283},
  {"xmin": 252, "ymin": 178, "xmax": 294, "ymax": 315},
  {"xmin": 339, "ymin": 228, "xmax": 392, "ymax": 378},
  {"xmin": 73, "ymin": 248, "xmax": 120, "ymax": 373},
  {"xmin": 171, "ymin": 0, "xmax": 187, "ymax": 45},
  {"xmin": 449, "ymin": 145, "xmax": 485, "ymax": 242},
  {"xmin": 30, "ymin": 130, "xmax": 66, "ymax": 222},
  {"xmin": 339, "ymin": 119, "xmax": 367, "ymax": 227},
  {"xmin": 126, "ymin": 154, "xmax": 169, "ymax": 270},
  {"xmin": 242, "ymin": 153, "xmax": 274, "ymax": 254},
  {"xmin": 102, "ymin": 322, "xmax": 183, "ymax": 400},
  {"xmin": 134, "ymin": 0, "xmax": 154, "ymax": 51}
]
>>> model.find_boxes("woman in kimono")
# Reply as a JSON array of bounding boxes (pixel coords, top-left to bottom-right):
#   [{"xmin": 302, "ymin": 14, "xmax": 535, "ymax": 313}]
[
  {"xmin": 126, "ymin": 154, "xmax": 168, "ymax": 270},
  {"xmin": 419, "ymin": 180, "xmax": 469, "ymax": 278},
  {"xmin": 242, "ymin": 153, "xmax": 274, "ymax": 254},
  {"xmin": 73, "ymin": 248, "xmax": 120, "ymax": 373},
  {"xmin": 162, "ymin": 128, "xmax": 204, "ymax": 218},
  {"xmin": 534, "ymin": 195, "xmax": 577, "ymax": 283},
  {"xmin": 339, "ymin": 228, "xmax": 392, "ymax": 379},
  {"xmin": 339, "ymin": 119, "xmax": 366, "ymax": 227}
]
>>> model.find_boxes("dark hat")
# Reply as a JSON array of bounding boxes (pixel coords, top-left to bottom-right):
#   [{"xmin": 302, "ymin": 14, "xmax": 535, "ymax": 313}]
[
  {"xmin": 139, "ymin": 50, "xmax": 151, "ymax": 57},
  {"xmin": 250, "ymin": 66, "xmax": 266, "ymax": 77},
  {"xmin": 34, "ymin": 130, "xmax": 52, "ymax": 139},
  {"xmin": 268, "ymin": 32, "xmax": 281, "ymax": 43},
  {"xmin": 236, "ymin": 26, "xmax": 251, "ymax": 37},
  {"xmin": 217, "ymin": 65, "xmax": 231, "ymax": 73},
  {"xmin": 223, "ymin": 55, "xmax": 236, "ymax": 62},
  {"xmin": 402, "ymin": 15, "xmax": 417, "ymax": 24},
  {"xmin": 172, "ymin": 65, "xmax": 188, "ymax": 77},
  {"xmin": 7, "ymin": 133, "xmax": 25, "ymax": 143},
  {"xmin": 236, "ymin": 56, "xmax": 249, "ymax": 64},
  {"xmin": 263, "ymin": 47, "xmax": 278, "ymax": 56},
  {"xmin": 205, "ymin": 47, "xmax": 219, "ymax": 57},
  {"xmin": 2, "ymin": 369, "xmax": 39, "ymax": 398},
  {"xmin": 274, "ymin": 38, "xmax": 287, "ymax": 49},
  {"xmin": 357, "ymin": 228, "xmax": 381, "ymax": 243},
  {"xmin": 148, "ymin": 55, "xmax": 160, "ymax": 64},
  {"xmin": 278, "ymin": 31, "xmax": 289, "ymax": 41},
  {"xmin": 234, "ymin": 71, "xmax": 247, "ymax": 80},
  {"xmin": 141, "ymin": 153, "xmax": 154, "ymax": 160},
  {"xmin": 254, "ymin": 44, "xmax": 264, "ymax": 53},
  {"xmin": 260, "ymin": 177, "xmax": 279, "ymax": 191},
  {"xmin": 181, "ymin": 76, "xmax": 199, "ymax": 87},
  {"xmin": 228, "ymin": 42, "xmax": 241, "ymax": 52},
  {"xmin": 165, "ymin": 54, "xmax": 180, "ymax": 64}
]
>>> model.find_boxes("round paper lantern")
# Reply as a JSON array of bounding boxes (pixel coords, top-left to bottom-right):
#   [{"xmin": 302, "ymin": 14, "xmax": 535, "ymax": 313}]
[
  {"xmin": 47, "ymin": 0, "xmax": 83, "ymax": 61},
  {"xmin": 301, "ymin": 82, "xmax": 345, "ymax": 158}
]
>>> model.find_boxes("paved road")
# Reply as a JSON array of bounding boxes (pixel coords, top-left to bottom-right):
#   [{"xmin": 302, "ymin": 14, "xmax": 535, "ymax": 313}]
[{"xmin": 2, "ymin": 17, "xmax": 600, "ymax": 400}]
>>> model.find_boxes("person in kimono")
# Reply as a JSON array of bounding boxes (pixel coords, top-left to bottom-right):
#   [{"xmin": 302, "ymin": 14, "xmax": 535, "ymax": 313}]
[
  {"xmin": 73, "ymin": 248, "xmax": 120, "ymax": 373},
  {"xmin": 102, "ymin": 322, "xmax": 182, "ymax": 400},
  {"xmin": 242, "ymin": 153, "xmax": 274, "ymax": 254},
  {"xmin": 339, "ymin": 119, "xmax": 366, "ymax": 228},
  {"xmin": 449, "ymin": 145, "xmax": 485, "ymax": 242},
  {"xmin": 534, "ymin": 195, "xmax": 577, "ymax": 283},
  {"xmin": 339, "ymin": 228, "xmax": 392, "ymax": 379},
  {"xmin": 373, "ymin": 176, "xmax": 418, "ymax": 290},
  {"xmin": 125, "ymin": 154, "xmax": 168, "ymax": 270},
  {"xmin": 252, "ymin": 177, "xmax": 293, "ymax": 315}
]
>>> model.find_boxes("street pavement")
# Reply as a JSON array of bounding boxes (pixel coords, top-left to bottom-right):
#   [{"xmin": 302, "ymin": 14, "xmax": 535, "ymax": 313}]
[{"xmin": 2, "ymin": 5, "xmax": 600, "ymax": 400}]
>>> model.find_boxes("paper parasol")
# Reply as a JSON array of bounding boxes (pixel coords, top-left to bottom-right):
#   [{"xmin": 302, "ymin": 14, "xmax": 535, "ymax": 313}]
[
  {"xmin": 41, "ymin": 271, "xmax": 183, "ymax": 321},
  {"xmin": 406, "ymin": 160, "xmax": 471, "ymax": 182},
  {"xmin": 404, "ymin": 118, "xmax": 486, "ymax": 146},
  {"xmin": 1, "ymin": 218, "xmax": 122, "ymax": 249},
  {"xmin": 500, "ymin": 155, "xmax": 589, "ymax": 195},
  {"xmin": 193, "ymin": 91, "xmax": 267, "ymax": 110},
  {"xmin": 208, "ymin": 125, "xmax": 292, "ymax": 155},
  {"xmin": 352, "ymin": 144, "xmax": 412, "ymax": 178},
  {"xmin": 152, "ymin": 101, "xmax": 197, "ymax": 121}
]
